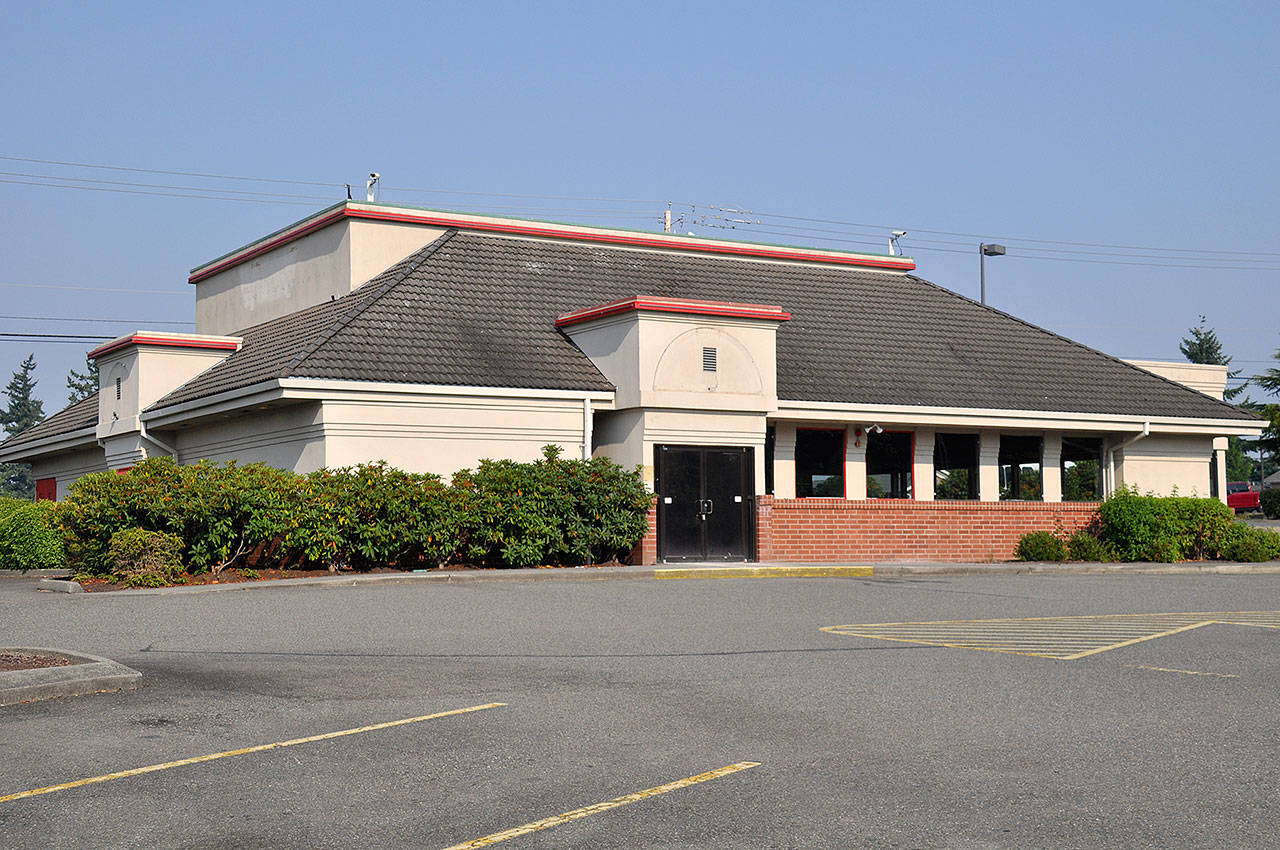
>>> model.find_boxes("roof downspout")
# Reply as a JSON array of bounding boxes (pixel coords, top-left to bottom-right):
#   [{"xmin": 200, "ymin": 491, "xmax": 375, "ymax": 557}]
[
  {"xmin": 582, "ymin": 398, "xmax": 593, "ymax": 461},
  {"xmin": 1107, "ymin": 421, "xmax": 1150, "ymax": 496},
  {"xmin": 138, "ymin": 419, "xmax": 179, "ymax": 461}
]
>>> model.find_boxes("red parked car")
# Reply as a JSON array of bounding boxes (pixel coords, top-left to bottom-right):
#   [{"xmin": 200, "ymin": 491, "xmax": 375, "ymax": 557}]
[{"xmin": 1227, "ymin": 482, "xmax": 1261, "ymax": 513}]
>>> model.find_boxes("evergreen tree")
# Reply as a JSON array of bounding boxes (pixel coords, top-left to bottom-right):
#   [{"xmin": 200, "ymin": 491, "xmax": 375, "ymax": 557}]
[
  {"xmin": 1, "ymin": 354, "xmax": 44, "ymax": 436},
  {"xmin": 1251, "ymin": 335, "xmax": 1280, "ymax": 476},
  {"xmin": 0, "ymin": 354, "xmax": 45, "ymax": 499},
  {"xmin": 66, "ymin": 358, "xmax": 99, "ymax": 404},
  {"xmin": 1180, "ymin": 316, "xmax": 1245, "ymax": 400}
]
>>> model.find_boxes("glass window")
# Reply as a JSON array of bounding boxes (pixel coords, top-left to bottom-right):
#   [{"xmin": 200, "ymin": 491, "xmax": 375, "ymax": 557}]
[
  {"xmin": 934, "ymin": 433, "xmax": 978, "ymax": 500},
  {"xmin": 867, "ymin": 431, "xmax": 913, "ymax": 499},
  {"xmin": 999, "ymin": 435, "xmax": 1042, "ymax": 500},
  {"xmin": 796, "ymin": 428, "xmax": 845, "ymax": 497},
  {"xmin": 764, "ymin": 426, "xmax": 775, "ymax": 496},
  {"xmin": 1061, "ymin": 437, "xmax": 1103, "ymax": 501}
]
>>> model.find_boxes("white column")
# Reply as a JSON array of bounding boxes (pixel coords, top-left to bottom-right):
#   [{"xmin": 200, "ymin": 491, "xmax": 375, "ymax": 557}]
[
  {"xmin": 913, "ymin": 429, "xmax": 935, "ymax": 500},
  {"xmin": 1042, "ymin": 433, "xmax": 1063, "ymax": 502},
  {"xmin": 774, "ymin": 422, "xmax": 797, "ymax": 499},
  {"xmin": 846, "ymin": 424, "xmax": 867, "ymax": 500},
  {"xmin": 1213, "ymin": 436, "xmax": 1228, "ymax": 503},
  {"xmin": 979, "ymin": 431, "xmax": 1001, "ymax": 501}
]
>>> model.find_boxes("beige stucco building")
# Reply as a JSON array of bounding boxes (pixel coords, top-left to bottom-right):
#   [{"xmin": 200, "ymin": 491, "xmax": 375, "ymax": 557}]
[{"xmin": 1, "ymin": 201, "xmax": 1263, "ymax": 561}]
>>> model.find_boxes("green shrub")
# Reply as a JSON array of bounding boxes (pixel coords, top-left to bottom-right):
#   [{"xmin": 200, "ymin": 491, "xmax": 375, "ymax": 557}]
[
  {"xmin": 108, "ymin": 527, "xmax": 185, "ymax": 587},
  {"xmin": 1216, "ymin": 524, "xmax": 1280, "ymax": 563},
  {"xmin": 284, "ymin": 462, "xmax": 460, "ymax": 570},
  {"xmin": 0, "ymin": 501, "xmax": 65, "ymax": 571},
  {"xmin": 58, "ymin": 448, "xmax": 650, "ymax": 573},
  {"xmin": 1261, "ymin": 488, "xmax": 1280, "ymax": 520},
  {"xmin": 59, "ymin": 458, "xmax": 297, "ymax": 575},
  {"xmin": 1016, "ymin": 530, "xmax": 1066, "ymax": 562},
  {"xmin": 454, "ymin": 446, "xmax": 651, "ymax": 568},
  {"xmin": 1066, "ymin": 530, "xmax": 1114, "ymax": 562},
  {"xmin": 1096, "ymin": 487, "xmax": 1233, "ymax": 562},
  {"xmin": 0, "ymin": 496, "xmax": 30, "ymax": 522}
]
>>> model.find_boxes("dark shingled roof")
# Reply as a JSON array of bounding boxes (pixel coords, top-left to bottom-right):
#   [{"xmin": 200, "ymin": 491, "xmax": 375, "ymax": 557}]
[
  {"xmin": 148, "ymin": 229, "xmax": 1254, "ymax": 421},
  {"xmin": 0, "ymin": 392, "xmax": 99, "ymax": 451}
]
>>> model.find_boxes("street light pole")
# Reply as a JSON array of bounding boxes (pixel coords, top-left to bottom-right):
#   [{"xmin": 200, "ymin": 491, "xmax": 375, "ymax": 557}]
[{"xmin": 979, "ymin": 243, "xmax": 1005, "ymax": 305}]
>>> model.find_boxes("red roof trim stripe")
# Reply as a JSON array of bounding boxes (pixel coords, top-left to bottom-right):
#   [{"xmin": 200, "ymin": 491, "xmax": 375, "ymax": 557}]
[
  {"xmin": 189, "ymin": 206, "xmax": 917, "ymax": 283},
  {"xmin": 88, "ymin": 334, "xmax": 242, "ymax": 360},
  {"xmin": 556, "ymin": 297, "xmax": 791, "ymax": 328},
  {"xmin": 188, "ymin": 208, "xmax": 349, "ymax": 283}
]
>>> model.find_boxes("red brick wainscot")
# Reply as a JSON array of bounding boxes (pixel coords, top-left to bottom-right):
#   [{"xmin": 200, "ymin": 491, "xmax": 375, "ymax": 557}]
[
  {"xmin": 626, "ymin": 500, "xmax": 660, "ymax": 566},
  {"xmin": 755, "ymin": 496, "xmax": 1099, "ymax": 563}
]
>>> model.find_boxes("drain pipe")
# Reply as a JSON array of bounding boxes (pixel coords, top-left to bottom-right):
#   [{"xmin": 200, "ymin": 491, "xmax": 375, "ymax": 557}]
[
  {"xmin": 138, "ymin": 418, "xmax": 179, "ymax": 461},
  {"xmin": 1107, "ymin": 421, "xmax": 1150, "ymax": 495},
  {"xmin": 582, "ymin": 398, "xmax": 593, "ymax": 460}
]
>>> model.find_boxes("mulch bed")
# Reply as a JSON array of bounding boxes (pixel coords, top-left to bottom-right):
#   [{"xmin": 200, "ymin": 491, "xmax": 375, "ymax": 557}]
[
  {"xmin": 75, "ymin": 563, "xmax": 619, "ymax": 592},
  {"xmin": 0, "ymin": 652, "xmax": 74, "ymax": 672}
]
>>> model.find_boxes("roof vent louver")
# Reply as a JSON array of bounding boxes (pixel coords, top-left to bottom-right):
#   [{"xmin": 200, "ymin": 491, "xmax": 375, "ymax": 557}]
[{"xmin": 702, "ymin": 346, "xmax": 717, "ymax": 372}]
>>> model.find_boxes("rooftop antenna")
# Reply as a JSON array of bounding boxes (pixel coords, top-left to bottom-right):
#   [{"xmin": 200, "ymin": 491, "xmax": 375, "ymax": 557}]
[
  {"xmin": 366, "ymin": 172, "xmax": 381, "ymax": 202},
  {"xmin": 888, "ymin": 230, "xmax": 907, "ymax": 256}
]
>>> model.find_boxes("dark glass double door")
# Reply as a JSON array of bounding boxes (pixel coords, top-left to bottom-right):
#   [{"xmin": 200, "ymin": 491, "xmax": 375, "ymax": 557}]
[{"xmin": 656, "ymin": 445, "xmax": 754, "ymax": 562}]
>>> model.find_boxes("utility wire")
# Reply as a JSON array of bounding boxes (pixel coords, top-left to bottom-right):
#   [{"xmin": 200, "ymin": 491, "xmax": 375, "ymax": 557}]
[
  {"xmin": 0, "ymin": 154, "xmax": 343, "ymax": 188},
  {"xmin": 0, "ymin": 315, "xmax": 193, "ymax": 325},
  {"xmin": 0, "ymin": 332, "xmax": 111, "ymax": 341},
  {"xmin": 0, "ymin": 282, "xmax": 188, "ymax": 295},
  {"xmin": 738, "ymin": 208, "xmax": 1280, "ymax": 258}
]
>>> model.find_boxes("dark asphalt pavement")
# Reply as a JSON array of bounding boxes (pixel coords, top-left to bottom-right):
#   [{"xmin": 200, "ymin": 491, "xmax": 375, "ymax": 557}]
[{"xmin": 2, "ymin": 573, "xmax": 1278, "ymax": 848}]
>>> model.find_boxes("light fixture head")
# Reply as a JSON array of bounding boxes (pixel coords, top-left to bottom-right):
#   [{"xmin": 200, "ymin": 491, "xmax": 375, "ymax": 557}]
[{"xmin": 981, "ymin": 243, "xmax": 1006, "ymax": 256}]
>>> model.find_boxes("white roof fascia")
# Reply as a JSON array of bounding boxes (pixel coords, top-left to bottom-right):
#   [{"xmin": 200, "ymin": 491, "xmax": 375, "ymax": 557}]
[
  {"xmin": 0, "ymin": 426, "xmax": 98, "ymax": 463},
  {"xmin": 773, "ymin": 400, "xmax": 1263, "ymax": 436},
  {"xmin": 141, "ymin": 380, "xmax": 288, "ymax": 428},
  {"xmin": 274, "ymin": 378, "xmax": 616, "ymax": 405},
  {"xmin": 142, "ymin": 379, "xmax": 617, "ymax": 430}
]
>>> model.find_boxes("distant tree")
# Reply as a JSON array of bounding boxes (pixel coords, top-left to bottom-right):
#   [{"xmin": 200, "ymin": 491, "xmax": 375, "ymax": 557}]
[
  {"xmin": 1250, "ymin": 335, "xmax": 1280, "ymax": 477},
  {"xmin": 0, "ymin": 354, "xmax": 45, "ymax": 499},
  {"xmin": 66, "ymin": 358, "xmax": 99, "ymax": 404},
  {"xmin": 1, "ymin": 354, "xmax": 44, "ymax": 436},
  {"xmin": 1180, "ymin": 315, "xmax": 1245, "ymax": 400}
]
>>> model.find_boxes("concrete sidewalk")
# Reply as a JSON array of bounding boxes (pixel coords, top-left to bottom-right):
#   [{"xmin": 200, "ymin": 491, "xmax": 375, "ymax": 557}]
[{"xmin": 13, "ymin": 558, "xmax": 1280, "ymax": 596}]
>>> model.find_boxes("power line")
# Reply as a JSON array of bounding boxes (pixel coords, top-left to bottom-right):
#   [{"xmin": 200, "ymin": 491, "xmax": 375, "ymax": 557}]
[
  {"xmin": 0, "ymin": 153, "xmax": 344, "ymax": 188},
  {"xmin": 0, "ymin": 333, "xmax": 111, "ymax": 341},
  {"xmin": 0, "ymin": 315, "xmax": 193, "ymax": 326},
  {"xmin": 0, "ymin": 282, "xmax": 188, "ymax": 296},
  {"xmin": 725, "ymin": 225, "xmax": 1280, "ymax": 271},
  {"xmin": 738, "ymin": 208, "xmax": 1280, "ymax": 258},
  {"xmin": 0, "ymin": 170, "xmax": 338, "ymax": 202},
  {"xmin": 0, "ymin": 177, "xmax": 319, "ymax": 206}
]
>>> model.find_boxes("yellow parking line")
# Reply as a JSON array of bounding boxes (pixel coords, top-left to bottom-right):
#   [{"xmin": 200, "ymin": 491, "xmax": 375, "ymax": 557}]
[
  {"xmin": 0, "ymin": 703, "xmax": 505, "ymax": 805},
  {"xmin": 1060, "ymin": 621, "xmax": 1215, "ymax": 659},
  {"xmin": 1135, "ymin": 665, "xmax": 1238, "ymax": 678},
  {"xmin": 441, "ymin": 761, "xmax": 761, "ymax": 849},
  {"xmin": 656, "ymin": 566, "xmax": 872, "ymax": 579}
]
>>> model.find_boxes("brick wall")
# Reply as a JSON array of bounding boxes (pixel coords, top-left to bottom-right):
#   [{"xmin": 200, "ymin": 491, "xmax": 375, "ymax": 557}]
[
  {"xmin": 626, "ymin": 501, "xmax": 659, "ymax": 565},
  {"xmin": 756, "ymin": 496, "xmax": 1098, "ymax": 563}
]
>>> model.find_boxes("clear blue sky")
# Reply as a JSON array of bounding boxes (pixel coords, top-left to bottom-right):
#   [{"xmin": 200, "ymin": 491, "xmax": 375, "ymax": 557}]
[{"xmin": 2, "ymin": 0, "xmax": 1277, "ymax": 413}]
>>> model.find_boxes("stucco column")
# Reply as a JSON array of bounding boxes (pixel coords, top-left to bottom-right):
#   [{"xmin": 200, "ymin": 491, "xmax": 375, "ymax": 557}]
[
  {"xmin": 773, "ymin": 422, "xmax": 797, "ymax": 499},
  {"xmin": 1041, "ymin": 433, "xmax": 1063, "ymax": 502},
  {"xmin": 846, "ymin": 424, "xmax": 867, "ymax": 500},
  {"xmin": 1213, "ymin": 436, "xmax": 1228, "ymax": 503},
  {"xmin": 913, "ymin": 429, "xmax": 935, "ymax": 501},
  {"xmin": 978, "ymin": 431, "xmax": 1001, "ymax": 501}
]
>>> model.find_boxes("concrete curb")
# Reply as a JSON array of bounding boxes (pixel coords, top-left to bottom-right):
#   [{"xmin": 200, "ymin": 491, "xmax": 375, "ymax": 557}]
[
  {"xmin": 46, "ymin": 560, "xmax": 1280, "ymax": 596},
  {"xmin": 37, "ymin": 578, "xmax": 84, "ymax": 593},
  {"xmin": 1, "ymin": 648, "xmax": 141, "ymax": 707},
  {"xmin": 0, "ymin": 568, "xmax": 72, "ymax": 578}
]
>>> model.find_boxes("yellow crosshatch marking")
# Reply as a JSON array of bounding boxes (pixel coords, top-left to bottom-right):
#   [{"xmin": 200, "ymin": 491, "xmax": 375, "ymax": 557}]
[{"xmin": 822, "ymin": 611, "xmax": 1280, "ymax": 660}]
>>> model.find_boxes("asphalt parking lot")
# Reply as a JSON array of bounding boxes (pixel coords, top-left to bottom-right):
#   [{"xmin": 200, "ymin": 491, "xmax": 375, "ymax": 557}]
[{"xmin": 3, "ymin": 572, "xmax": 1279, "ymax": 848}]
